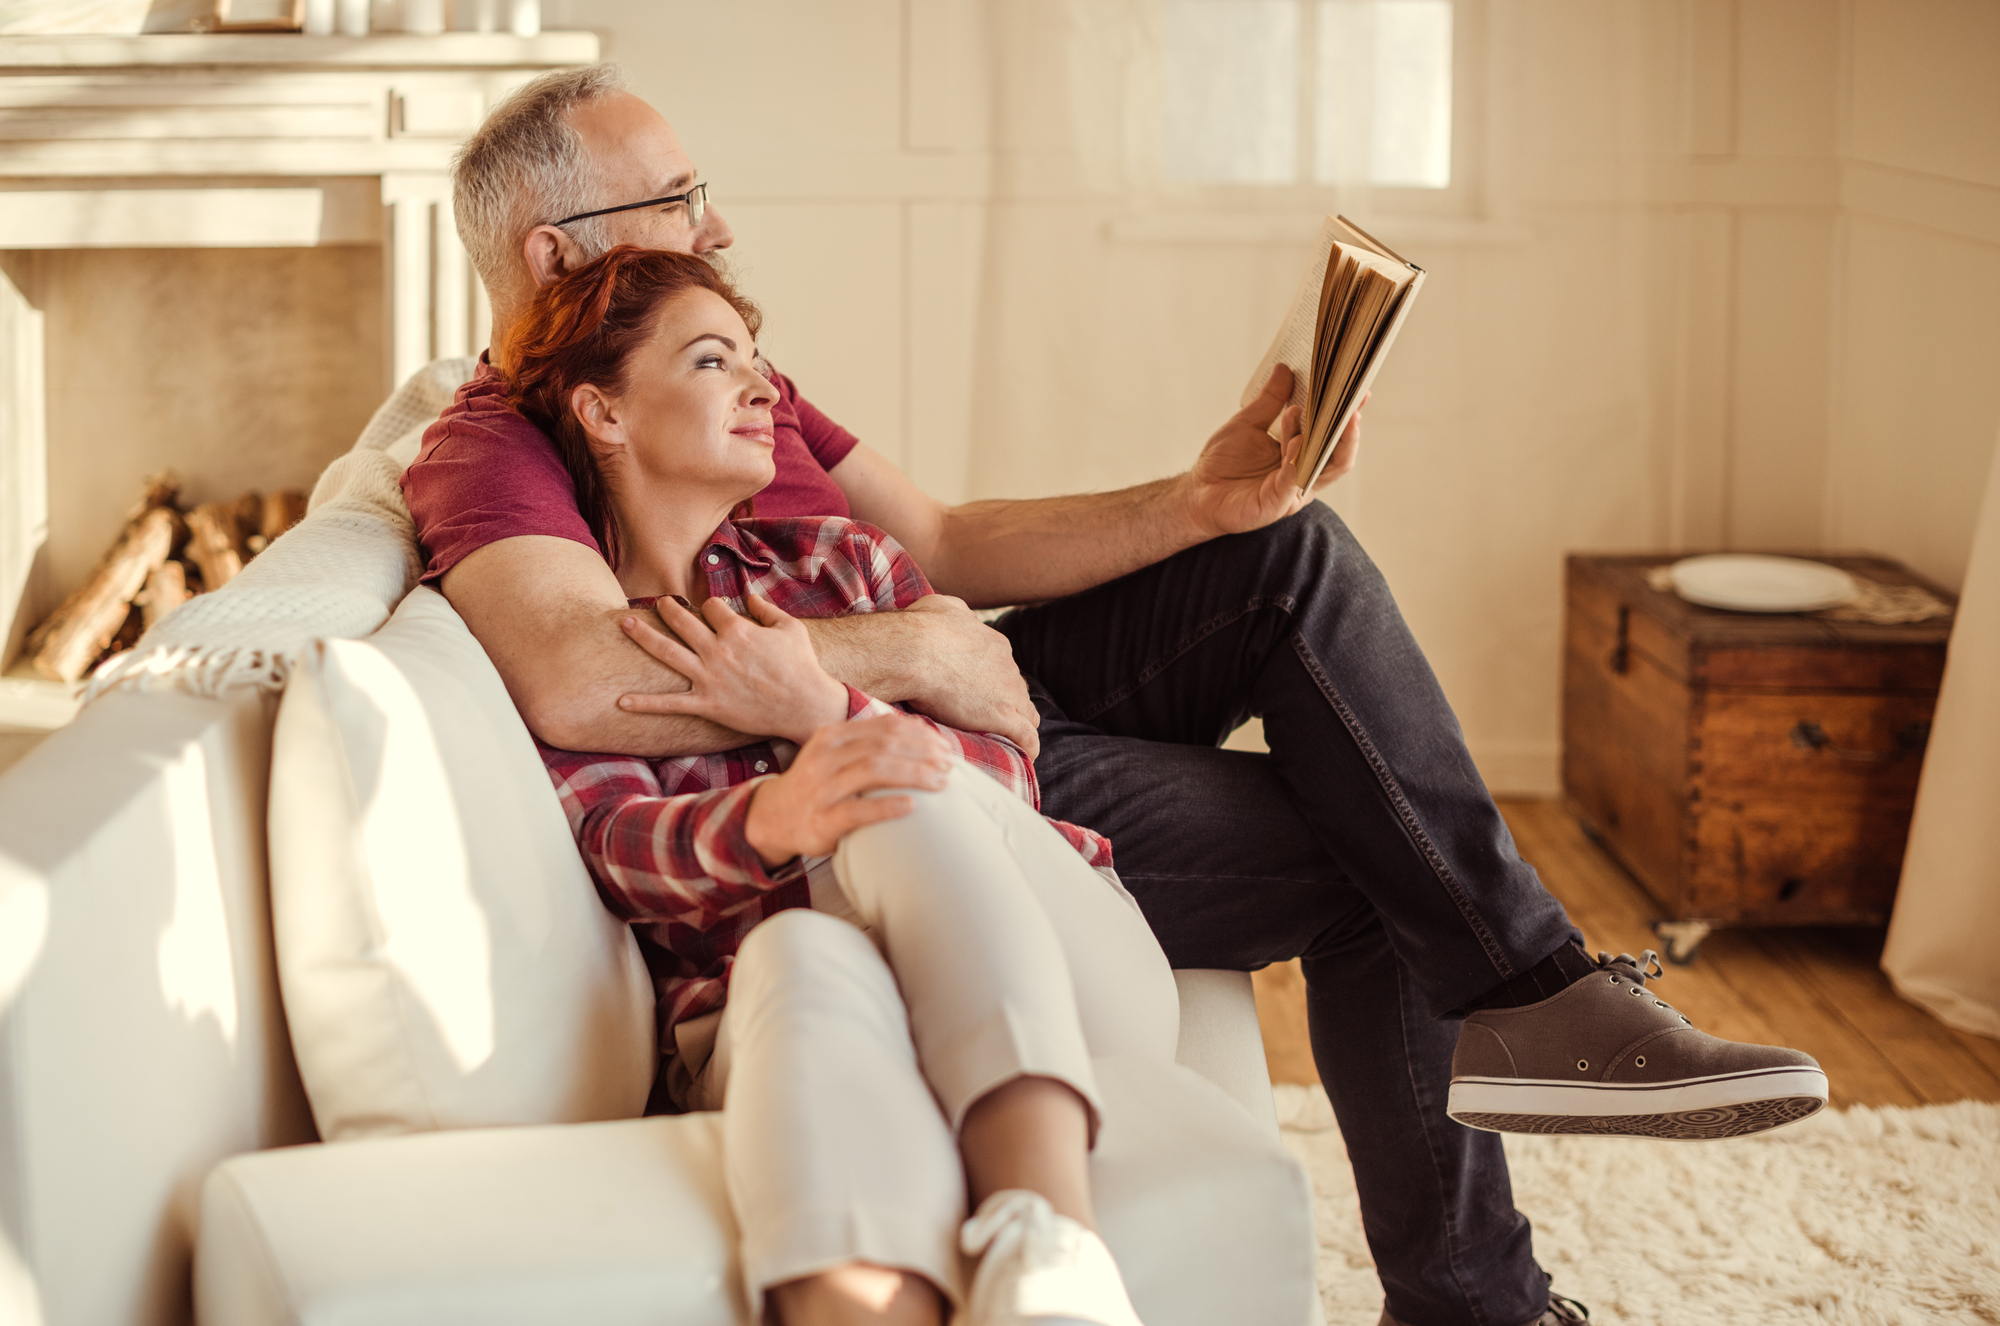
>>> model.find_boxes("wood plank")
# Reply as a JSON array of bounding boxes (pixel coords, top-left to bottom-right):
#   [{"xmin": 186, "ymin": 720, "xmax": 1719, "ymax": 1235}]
[
  {"xmin": 1945, "ymin": 1025, "xmax": 2000, "ymax": 1082},
  {"xmin": 1689, "ymin": 928, "xmax": 1924, "ymax": 1108},
  {"xmin": 1501, "ymin": 801, "xmax": 1784, "ymax": 1048},
  {"xmin": 1251, "ymin": 960, "xmax": 1318, "ymax": 1085},
  {"xmin": 1777, "ymin": 928, "xmax": 2000, "ymax": 1104},
  {"xmin": 1248, "ymin": 796, "xmax": 2000, "ymax": 1105}
]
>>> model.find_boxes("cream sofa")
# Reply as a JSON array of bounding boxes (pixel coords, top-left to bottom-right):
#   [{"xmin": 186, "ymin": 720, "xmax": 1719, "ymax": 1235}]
[{"xmin": 0, "ymin": 584, "xmax": 1323, "ymax": 1326}]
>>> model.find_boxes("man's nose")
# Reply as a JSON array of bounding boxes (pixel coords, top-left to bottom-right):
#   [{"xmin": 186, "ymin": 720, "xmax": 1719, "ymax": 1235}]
[{"xmin": 695, "ymin": 204, "xmax": 734, "ymax": 255}]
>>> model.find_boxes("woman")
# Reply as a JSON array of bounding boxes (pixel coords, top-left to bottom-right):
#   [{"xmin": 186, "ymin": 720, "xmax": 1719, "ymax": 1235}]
[{"xmin": 506, "ymin": 245, "xmax": 1182, "ymax": 1326}]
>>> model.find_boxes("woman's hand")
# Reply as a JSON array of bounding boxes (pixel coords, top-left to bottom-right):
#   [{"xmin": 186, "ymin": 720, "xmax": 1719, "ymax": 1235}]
[
  {"xmin": 743, "ymin": 714, "xmax": 957, "ymax": 866},
  {"xmin": 617, "ymin": 594, "xmax": 849, "ymax": 743}
]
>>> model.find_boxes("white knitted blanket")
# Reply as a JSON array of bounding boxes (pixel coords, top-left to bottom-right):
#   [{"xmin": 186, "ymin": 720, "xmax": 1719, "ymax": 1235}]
[{"xmin": 82, "ymin": 356, "xmax": 480, "ymax": 703}]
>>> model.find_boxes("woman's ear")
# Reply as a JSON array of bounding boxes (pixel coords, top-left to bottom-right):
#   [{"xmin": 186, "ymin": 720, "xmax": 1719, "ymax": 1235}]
[{"xmin": 570, "ymin": 382, "xmax": 625, "ymax": 457}]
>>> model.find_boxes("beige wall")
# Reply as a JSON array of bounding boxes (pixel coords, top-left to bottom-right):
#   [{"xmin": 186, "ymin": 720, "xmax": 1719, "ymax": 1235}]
[{"xmin": 547, "ymin": 0, "xmax": 1998, "ymax": 793}]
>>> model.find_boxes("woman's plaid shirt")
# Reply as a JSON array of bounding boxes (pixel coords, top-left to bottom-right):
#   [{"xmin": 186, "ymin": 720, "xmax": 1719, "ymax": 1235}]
[{"xmin": 536, "ymin": 516, "xmax": 1111, "ymax": 1052}]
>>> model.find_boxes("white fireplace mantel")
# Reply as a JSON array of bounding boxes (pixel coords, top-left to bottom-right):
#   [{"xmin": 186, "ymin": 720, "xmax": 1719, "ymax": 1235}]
[{"xmin": 0, "ymin": 31, "xmax": 596, "ymax": 698}]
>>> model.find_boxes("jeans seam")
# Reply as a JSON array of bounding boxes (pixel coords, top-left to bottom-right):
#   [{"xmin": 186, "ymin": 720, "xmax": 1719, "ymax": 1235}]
[
  {"xmin": 1071, "ymin": 594, "xmax": 1295, "ymax": 725},
  {"xmin": 1399, "ymin": 960, "xmax": 1490, "ymax": 1326},
  {"xmin": 1288, "ymin": 632, "xmax": 1515, "ymax": 979}
]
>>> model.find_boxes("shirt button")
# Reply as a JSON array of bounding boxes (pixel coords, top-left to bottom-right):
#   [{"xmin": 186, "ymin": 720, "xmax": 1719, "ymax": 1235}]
[
  {"xmin": 707, "ymin": 553, "xmax": 720, "ymax": 565},
  {"xmin": 753, "ymin": 760, "xmax": 769, "ymax": 773}
]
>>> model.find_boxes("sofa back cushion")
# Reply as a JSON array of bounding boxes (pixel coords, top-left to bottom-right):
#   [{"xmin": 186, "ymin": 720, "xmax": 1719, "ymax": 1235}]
[{"xmin": 270, "ymin": 587, "xmax": 656, "ymax": 1140}]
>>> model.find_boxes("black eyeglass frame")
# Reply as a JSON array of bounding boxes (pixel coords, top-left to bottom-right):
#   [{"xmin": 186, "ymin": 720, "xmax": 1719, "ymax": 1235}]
[{"xmin": 550, "ymin": 182, "xmax": 708, "ymax": 229}]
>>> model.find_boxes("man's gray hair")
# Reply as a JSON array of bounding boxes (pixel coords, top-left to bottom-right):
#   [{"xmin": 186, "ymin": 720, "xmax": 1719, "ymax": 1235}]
[{"xmin": 452, "ymin": 63, "xmax": 628, "ymax": 292}]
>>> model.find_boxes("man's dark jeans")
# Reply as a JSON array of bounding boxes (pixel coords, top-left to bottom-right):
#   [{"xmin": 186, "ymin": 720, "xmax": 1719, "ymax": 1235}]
[{"xmin": 996, "ymin": 503, "xmax": 1580, "ymax": 1326}]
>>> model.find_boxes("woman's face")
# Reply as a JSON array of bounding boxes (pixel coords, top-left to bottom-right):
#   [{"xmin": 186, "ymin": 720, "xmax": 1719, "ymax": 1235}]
[{"xmin": 581, "ymin": 286, "xmax": 776, "ymax": 502}]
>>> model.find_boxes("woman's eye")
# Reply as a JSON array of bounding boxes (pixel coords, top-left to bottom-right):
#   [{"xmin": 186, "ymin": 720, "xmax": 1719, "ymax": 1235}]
[{"xmin": 695, "ymin": 354, "xmax": 725, "ymax": 369}]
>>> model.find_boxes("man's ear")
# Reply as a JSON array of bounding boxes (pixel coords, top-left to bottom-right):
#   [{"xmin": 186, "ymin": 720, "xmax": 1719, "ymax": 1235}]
[
  {"xmin": 570, "ymin": 382, "xmax": 625, "ymax": 457},
  {"xmin": 521, "ymin": 223, "xmax": 585, "ymax": 288}
]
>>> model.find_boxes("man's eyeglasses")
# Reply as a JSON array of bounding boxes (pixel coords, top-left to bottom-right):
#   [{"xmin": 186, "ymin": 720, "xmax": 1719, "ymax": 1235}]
[{"xmin": 550, "ymin": 182, "xmax": 708, "ymax": 229}]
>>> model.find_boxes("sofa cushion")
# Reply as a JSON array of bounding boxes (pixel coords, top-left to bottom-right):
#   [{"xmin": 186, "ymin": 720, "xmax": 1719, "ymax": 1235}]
[
  {"xmin": 195, "ymin": 1056, "xmax": 1320, "ymax": 1326},
  {"xmin": 268, "ymin": 586, "xmax": 656, "ymax": 1140}
]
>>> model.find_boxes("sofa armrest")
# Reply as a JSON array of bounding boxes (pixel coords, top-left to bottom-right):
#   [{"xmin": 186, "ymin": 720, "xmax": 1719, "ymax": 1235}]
[
  {"xmin": 1173, "ymin": 968, "xmax": 1280, "ymax": 1139},
  {"xmin": 197, "ymin": 1057, "xmax": 1320, "ymax": 1326}
]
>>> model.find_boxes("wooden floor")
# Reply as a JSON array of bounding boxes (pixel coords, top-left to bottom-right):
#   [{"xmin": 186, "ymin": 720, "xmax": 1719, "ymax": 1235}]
[{"xmin": 1250, "ymin": 797, "xmax": 2000, "ymax": 1108}]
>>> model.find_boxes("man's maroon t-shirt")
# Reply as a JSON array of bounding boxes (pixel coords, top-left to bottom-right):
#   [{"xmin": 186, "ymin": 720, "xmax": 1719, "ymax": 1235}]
[{"xmin": 402, "ymin": 354, "xmax": 860, "ymax": 584}]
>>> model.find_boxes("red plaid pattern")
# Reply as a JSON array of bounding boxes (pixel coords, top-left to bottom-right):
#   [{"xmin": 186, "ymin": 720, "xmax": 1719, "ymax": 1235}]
[{"xmin": 538, "ymin": 516, "xmax": 1112, "ymax": 1051}]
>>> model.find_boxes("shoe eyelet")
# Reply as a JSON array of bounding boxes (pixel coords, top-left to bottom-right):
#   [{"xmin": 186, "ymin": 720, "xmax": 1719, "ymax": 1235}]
[
  {"xmin": 1634, "ymin": 1055, "xmax": 1646, "ymax": 1067},
  {"xmin": 1681, "ymin": 1017, "xmax": 1691, "ymax": 1025},
  {"xmin": 1655, "ymin": 1000, "xmax": 1669, "ymax": 1008},
  {"xmin": 1607, "ymin": 976, "xmax": 1619, "ymax": 984},
  {"xmin": 1630, "ymin": 986, "xmax": 1644, "ymax": 995},
  {"xmin": 1576, "ymin": 1059, "xmax": 1589, "ymax": 1071}
]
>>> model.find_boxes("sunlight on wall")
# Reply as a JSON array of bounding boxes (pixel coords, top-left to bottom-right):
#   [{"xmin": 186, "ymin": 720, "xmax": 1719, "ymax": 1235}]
[
  {"xmin": 1317, "ymin": 0, "xmax": 1452, "ymax": 188},
  {"xmin": 156, "ymin": 741, "xmax": 238, "ymax": 1046},
  {"xmin": 345, "ymin": 645, "xmax": 496, "ymax": 1075},
  {"xmin": 1163, "ymin": 0, "xmax": 1299, "ymax": 183},
  {"xmin": 1162, "ymin": 0, "xmax": 1453, "ymax": 187},
  {"xmin": 0, "ymin": 879, "xmax": 47, "ymax": 1014},
  {"xmin": 0, "ymin": 1229, "xmax": 44, "ymax": 1326}
]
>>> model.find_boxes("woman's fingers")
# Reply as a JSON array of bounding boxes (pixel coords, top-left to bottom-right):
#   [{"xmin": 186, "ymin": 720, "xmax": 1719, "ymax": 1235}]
[
  {"xmin": 818, "ymin": 795, "xmax": 916, "ymax": 838},
  {"xmin": 742, "ymin": 593, "xmax": 799, "ymax": 631},
  {"xmin": 822, "ymin": 755, "xmax": 950, "ymax": 805},
  {"xmin": 699, "ymin": 596, "xmax": 746, "ymax": 634},
  {"xmin": 653, "ymin": 596, "xmax": 721, "ymax": 649},
  {"xmin": 616, "ymin": 689, "xmax": 709, "ymax": 717},
  {"xmin": 620, "ymin": 613, "xmax": 704, "ymax": 678},
  {"xmin": 809, "ymin": 714, "xmax": 955, "ymax": 768}
]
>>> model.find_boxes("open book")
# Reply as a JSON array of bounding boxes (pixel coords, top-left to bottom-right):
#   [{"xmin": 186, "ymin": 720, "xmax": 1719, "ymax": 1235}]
[{"xmin": 1240, "ymin": 215, "xmax": 1426, "ymax": 491}]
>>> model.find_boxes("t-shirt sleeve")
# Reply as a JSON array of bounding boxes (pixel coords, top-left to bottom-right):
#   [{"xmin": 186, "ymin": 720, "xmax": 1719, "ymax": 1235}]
[
  {"xmin": 402, "ymin": 400, "xmax": 601, "ymax": 584},
  {"xmin": 772, "ymin": 369, "xmax": 861, "ymax": 473}
]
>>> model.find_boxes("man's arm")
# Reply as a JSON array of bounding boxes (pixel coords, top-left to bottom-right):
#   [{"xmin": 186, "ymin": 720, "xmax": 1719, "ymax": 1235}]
[
  {"xmin": 442, "ymin": 534, "xmax": 1039, "ymax": 758},
  {"xmin": 833, "ymin": 365, "xmax": 1361, "ymax": 608}
]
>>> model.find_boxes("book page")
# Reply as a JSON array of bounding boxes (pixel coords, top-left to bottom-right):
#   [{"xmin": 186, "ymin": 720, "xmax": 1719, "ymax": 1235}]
[
  {"xmin": 1239, "ymin": 215, "xmax": 1344, "ymax": 420},
  {"xmin": 1243, "ymin": 215, "xmax": 1425, "ymax": 490},
  {"xmin": 1296, "ymin": 269, "xmax": 1427, "ymax": 490},
  {"xmin": 1309, "ymin": 254, "xmax": 1361, "ymax": 417}
]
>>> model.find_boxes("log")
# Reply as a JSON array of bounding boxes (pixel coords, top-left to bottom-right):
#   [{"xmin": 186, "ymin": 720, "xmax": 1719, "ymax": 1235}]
[
  {"xmin": 232, "ymin": 490, "xmax": 264, "ymax": 560},
  {"xmin": 185, "ymin": 501, "xmax": 246, "ymax": 591},
  {"xmin": 259, "ymin": 489, "xmax": 309, "ymax": 548},
  {"xmin": 97, "ymin": 603, "xmax": 145, "ymax": 668},
  {"xmin": 134, "ymin": 558, "xmax": 189, "ymax": 631},
  {"xmin": 26, "ymin": 505, "xmax": 178, "ymax": 683}
]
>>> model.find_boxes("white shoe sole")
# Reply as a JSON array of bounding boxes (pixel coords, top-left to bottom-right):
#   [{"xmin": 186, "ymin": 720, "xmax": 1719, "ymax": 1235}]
[{"xmin": 1447, "ymin": 1066, "xmax": 1829, "ymax": 1139}]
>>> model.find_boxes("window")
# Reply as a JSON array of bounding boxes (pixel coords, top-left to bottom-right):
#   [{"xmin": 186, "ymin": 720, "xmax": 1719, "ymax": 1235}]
[{"xmin": 1161, "ymin": 0, "xmax": 1457, "ymax": 191}]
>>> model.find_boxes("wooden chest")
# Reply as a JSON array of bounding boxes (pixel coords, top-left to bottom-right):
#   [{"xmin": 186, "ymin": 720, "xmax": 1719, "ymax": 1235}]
[{"xmin": 1561, "ymin": 554, "xmax": 1955, "ymax": 949}]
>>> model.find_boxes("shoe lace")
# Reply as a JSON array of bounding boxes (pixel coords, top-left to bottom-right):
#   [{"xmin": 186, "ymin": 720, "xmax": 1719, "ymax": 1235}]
[
  {"xmin": 1545, "ymin": 1291, "xmax": 1591, "ymax": 1324},
  {"xmin": 961, "ymin": 1189, "xmax": 1064, "ymax": 1265},
  {"xmin": 1596, "ymin": 949, "xmax": 1690, "ymax": 1021},
  {"xmin": 1596, "ymin": 948, "xmax": 1666, "ymax": 986}
]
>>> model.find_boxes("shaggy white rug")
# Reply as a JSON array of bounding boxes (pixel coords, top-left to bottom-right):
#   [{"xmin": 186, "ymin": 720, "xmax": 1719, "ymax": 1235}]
[{"xmin": 1273, "ymin": 1085, "xmax": 2000, "ymax": 1325}]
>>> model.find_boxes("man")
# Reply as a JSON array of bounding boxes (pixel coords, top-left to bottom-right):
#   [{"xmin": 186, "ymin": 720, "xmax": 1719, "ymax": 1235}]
[{"xmin": 406, "ymin": 65, "xmax": 1825, "ymax": 1326}]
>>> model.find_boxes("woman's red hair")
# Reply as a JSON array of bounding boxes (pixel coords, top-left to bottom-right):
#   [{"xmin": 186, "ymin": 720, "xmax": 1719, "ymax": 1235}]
[{"xmin": 503, "ymin": 244, "xmax": 762, "ymax": 569}]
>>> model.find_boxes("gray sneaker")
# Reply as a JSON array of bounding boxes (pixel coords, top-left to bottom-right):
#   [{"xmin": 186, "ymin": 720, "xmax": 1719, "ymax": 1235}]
[
  {"xmin": 1447, "ymin": 950, "xmax": 1829, "ymax": 1139},
  {"xmin": 1379, "ymin": 1291, "xmax": 1590, "ymax": 1326}
]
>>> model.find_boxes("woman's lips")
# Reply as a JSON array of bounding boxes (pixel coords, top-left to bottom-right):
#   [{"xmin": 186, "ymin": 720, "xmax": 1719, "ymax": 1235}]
[{"xmin": 733, "ymin": 419, "xmax": 775, "ymax": 445}]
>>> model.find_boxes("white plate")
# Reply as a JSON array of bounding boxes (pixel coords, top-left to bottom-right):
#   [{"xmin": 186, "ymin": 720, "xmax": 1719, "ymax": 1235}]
[{"xmin": 1667, "ymin": 555, "xmax": 1858, "ymax": 613}]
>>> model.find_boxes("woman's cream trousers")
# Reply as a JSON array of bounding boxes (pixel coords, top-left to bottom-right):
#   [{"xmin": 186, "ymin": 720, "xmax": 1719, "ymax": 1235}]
[{"xmin": 681, "ymin": 762, "xmax": 1182, "ymax": 1309}]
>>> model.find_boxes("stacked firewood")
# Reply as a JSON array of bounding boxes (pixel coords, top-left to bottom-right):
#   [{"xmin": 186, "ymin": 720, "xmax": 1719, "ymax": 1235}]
[{"xmin": 23, "ymin": 474, "xmax": 309, "ymax": 684}]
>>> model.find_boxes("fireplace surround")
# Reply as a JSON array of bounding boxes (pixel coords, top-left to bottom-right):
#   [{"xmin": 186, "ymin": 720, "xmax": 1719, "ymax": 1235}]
[{"xmin": 0, "ymin": 31, "xmax": 596, "ymax": 724}]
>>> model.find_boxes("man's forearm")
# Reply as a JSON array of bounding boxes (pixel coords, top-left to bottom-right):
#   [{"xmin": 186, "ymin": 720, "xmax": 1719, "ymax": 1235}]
[
  {"xmin": 500, "ymin": 603, "xmax": 751, "ymax": 757},
  {"xmin": 920, "ymin": 477, "xmax": 1209, "ymax": 607},
  {"xmin": 801, "ymin": 612, "xmax": 929, "ymax": 704},
  {"xmin": 441, "ymin": 537, "xmax": 747, "ymax": 759}
]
